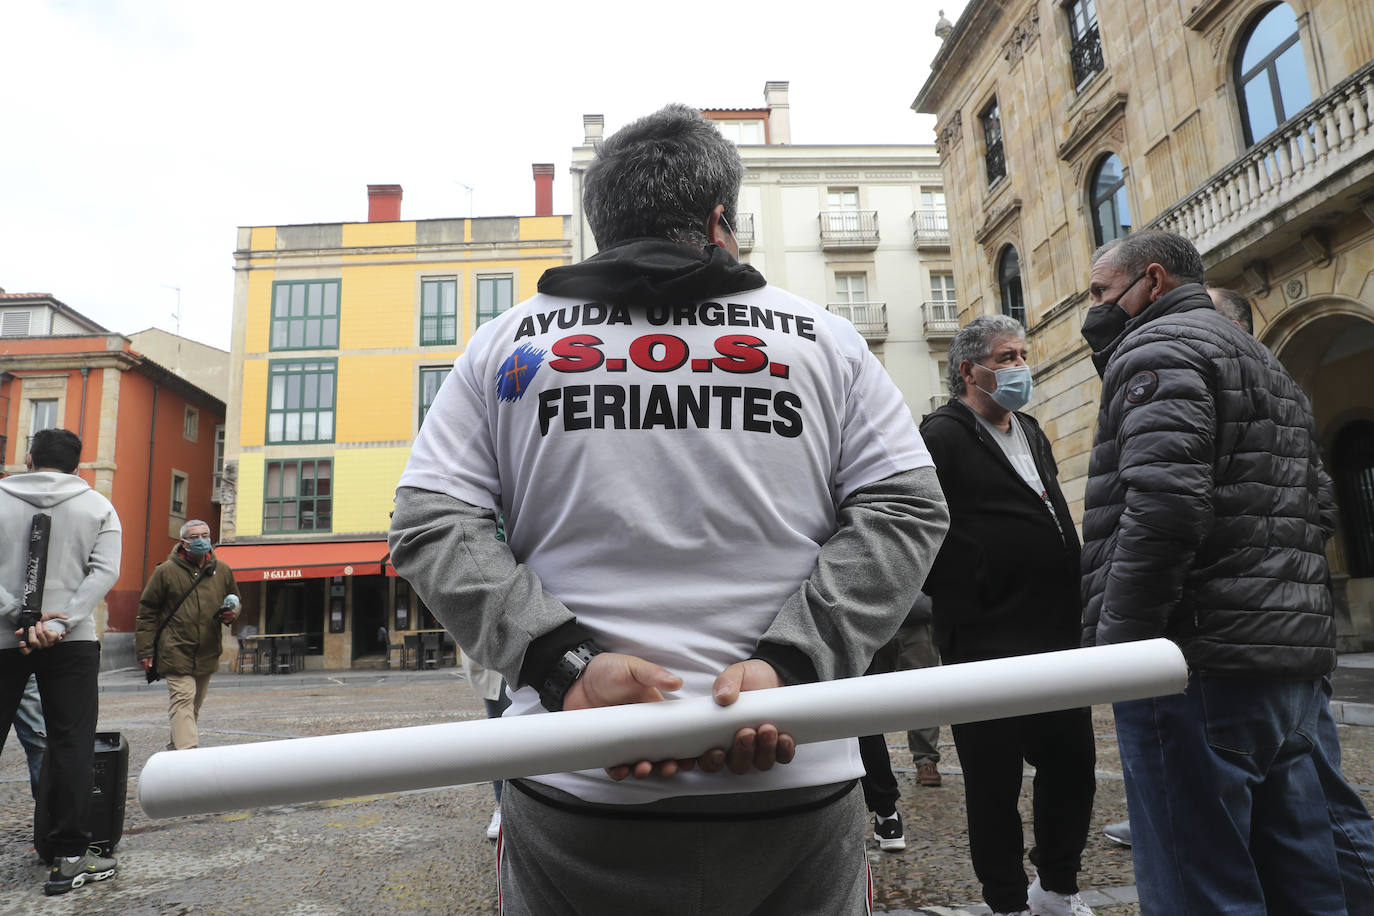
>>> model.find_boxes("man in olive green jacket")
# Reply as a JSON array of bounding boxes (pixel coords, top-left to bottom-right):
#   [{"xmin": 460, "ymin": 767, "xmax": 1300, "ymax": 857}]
[{"xmin": 135, "ymin": 520, "xmax": 240, "ymax": 749}]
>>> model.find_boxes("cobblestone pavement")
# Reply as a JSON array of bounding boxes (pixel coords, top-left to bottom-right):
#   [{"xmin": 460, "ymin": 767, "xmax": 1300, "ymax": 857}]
[{"xmin": 3, "ymin": 671, "xmax": 1374, "ymax": 915}]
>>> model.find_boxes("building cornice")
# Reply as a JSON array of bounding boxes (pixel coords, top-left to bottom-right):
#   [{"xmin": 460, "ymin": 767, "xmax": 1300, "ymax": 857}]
[
  {"xmin": 913, "ymin": 0, "xmax": 1008, "ymax": 114},
  {"xmin": 973, "ymin": 197, "xmax": 1023, "ymax": 245},
  {"xmin": 1182, "ymin": 0, "xmax": 1234, "ymax": 32},
  {"xmin": 1057, "ymin": 92, "xmax": 1129, "ymax": 161}
]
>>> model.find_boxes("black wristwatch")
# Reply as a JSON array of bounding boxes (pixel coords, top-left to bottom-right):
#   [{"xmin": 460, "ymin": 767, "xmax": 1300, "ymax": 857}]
[{"xmin": 538, "ymin": 641, "xmax": 601, "ymax": 712}]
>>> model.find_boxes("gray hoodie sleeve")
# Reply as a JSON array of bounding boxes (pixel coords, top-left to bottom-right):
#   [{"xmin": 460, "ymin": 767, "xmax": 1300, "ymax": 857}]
[
  {"xmin": 389, "ymin": 464, "xmax": 947, "ymax": 692},
  {"xmin": 388, "ymin": 488, "xmax": 578, "ymax": 688},
  {"xmin": 752, "ymin": 465, "xmax": 948, "ymax": 684},
  {"xmin": 50, "ymin": 506, "xmax": 122, "ymax": 637}
]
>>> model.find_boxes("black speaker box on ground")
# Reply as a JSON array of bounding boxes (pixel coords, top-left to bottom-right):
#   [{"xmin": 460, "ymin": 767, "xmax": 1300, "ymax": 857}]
[{"xmin": 33, "ymin": 731, "xmax": 129, "ymax": 861}]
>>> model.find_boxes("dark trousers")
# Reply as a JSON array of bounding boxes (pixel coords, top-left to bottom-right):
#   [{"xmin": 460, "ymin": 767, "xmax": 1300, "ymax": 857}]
[
  {"xmin": 951, "ymin": 706, "xmax": 1096, "ymax": 913},
  {"xmin": 0, "ymin": 641, "xmax": 100, "ymax": 858},
  {"xmin": 860, "ymin": 637, "xmax": 901, "ymax": 815}
]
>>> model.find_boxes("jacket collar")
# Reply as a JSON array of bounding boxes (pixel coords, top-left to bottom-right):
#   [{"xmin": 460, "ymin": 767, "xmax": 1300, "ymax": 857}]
[{"xmin": 536, "ymin": 238, "xmax": 766, "ymax": 307}]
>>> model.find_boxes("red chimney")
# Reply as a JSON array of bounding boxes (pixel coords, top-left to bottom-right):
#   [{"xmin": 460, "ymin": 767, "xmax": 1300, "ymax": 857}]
[
  {"xmin": 532, "ymin": 164, "xmax": 554, "ymax": 217},
  {"xmin": 367, "ymin": 184, "xmax": 403, "ymax": 222}
]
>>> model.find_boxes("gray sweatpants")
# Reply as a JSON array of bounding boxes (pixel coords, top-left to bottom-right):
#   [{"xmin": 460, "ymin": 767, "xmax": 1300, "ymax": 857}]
[{"xmin": 498, "ymin": 778, "xmax": 871, "ymax": 915}]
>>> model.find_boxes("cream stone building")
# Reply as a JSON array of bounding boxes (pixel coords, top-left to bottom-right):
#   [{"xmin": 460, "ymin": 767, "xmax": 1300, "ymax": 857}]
[
  {"xmin": 914, "ymin": 0, "xmax": 1374, "ymax": 641},
  {"xmin": 570, "ymin": 82, "xmax": 957, "ymax": 419}
]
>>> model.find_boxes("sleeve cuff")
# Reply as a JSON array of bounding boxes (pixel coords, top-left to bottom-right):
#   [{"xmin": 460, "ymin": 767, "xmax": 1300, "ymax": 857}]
[
  {"xmin": 518, "ymin": 619, "xmax": 599, "ymax": 689},
  {"xmin": 751, "ymin": 641, "xmax": 819, "ymax": 686}
]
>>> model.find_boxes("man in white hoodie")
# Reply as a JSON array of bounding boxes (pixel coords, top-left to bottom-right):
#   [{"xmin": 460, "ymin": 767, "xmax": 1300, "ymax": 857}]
[{"xmin": 0, "ymin": 428, "xmax": 121, "ymax": 896}]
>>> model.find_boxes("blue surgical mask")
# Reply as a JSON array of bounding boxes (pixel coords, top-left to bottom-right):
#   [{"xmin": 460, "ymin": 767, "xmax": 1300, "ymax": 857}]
[
  {"xmin": 977, "ymin": 364, "xmax": 1034, "ymax": 412},
  {"xmin": 185, "ymin": 536, "xmax": 212, "ymax": 557}
]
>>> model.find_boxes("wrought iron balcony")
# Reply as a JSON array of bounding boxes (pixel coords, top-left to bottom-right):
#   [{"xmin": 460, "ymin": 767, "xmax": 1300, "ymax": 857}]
[
  {"xmin": 827, "ymin": 301, "xmax": 888, "ymax": 340},
  {"xmin": 819, "ymin": 210, "xmax": 880, "ymax": 250},
  {"xmin": 1148, "ymin": 60, "xmax": 1374, "ymax": 263},
  {"xmin": 1070, "ymin": 25, "xmax": 1104, "ymax": 90},
  {"xmin": 984, "ymin": 140, "xmax": 1007, "ymax": 187},
  {"xmin": 922, "ymin": 300, "xmax": 960, "ymax": 340},
  {"xmin": 733, "ymin": 212, "xmax": 755, "ymax": 251},
  {"xmin": 911, "ymin": 209, "xmax": 950, "ymax": 247}
]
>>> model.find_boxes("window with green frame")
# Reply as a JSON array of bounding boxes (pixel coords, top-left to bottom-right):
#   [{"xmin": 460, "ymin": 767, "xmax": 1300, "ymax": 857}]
[
  {"xmin": 420, "ymin": 277, "xmax": 458, "ymax": 346},
  {"xmin": 271, "ymin": 280, "xmax": 340, "ymax": 350},
  {"xmin": 263, "ymin": 459, "xmax": 332, "ymax": 532},
  {"xmin": 267, "ymin": 359, "xmax": 336, "ymax": 443},
  {"xmin": 418, "ymin": 367, "xmax": 448, "ymax": 428},
  {"xmin": 476, "ymin": 275, "xmax": 514, "ymax": 327}
]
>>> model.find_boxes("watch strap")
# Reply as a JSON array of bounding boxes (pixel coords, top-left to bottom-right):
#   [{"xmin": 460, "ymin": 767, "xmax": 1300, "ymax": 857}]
[{"xmin": 538, "ymin": 641, "xmax": 601, "ymax": 712}]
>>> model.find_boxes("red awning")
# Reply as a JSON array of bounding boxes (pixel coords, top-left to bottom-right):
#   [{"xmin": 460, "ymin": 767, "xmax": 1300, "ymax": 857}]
[{"xmin": 213, "ymin": 540, "xmax": 390, "ymax": 582}]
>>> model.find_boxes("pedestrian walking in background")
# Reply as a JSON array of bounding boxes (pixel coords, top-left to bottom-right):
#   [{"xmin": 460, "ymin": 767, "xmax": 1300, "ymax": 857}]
[
  {"xmin": 135, "ymin": 520, "xmax": 240, "ymax": 751},
  {"xmin": 921, "ymin": 316, "xmax": 1097, "ymax": 916},
  {"xmin": 0, "ymin": 428, "xmax": 121, "ymax": 895},
  {"xmin": 10, "ymin": 674, "xmax": 47, "ymax": 799},
  {"xmin": 1081, "ymin": 229, "xmax": 1345, "ymax": 914},
  {"xmin": 389, "ymin": 103, "xmax": 949, "ymax": 914},
  {"xmin": 897, "ymin": 592, "xmax": 942, "ymax": 786}
]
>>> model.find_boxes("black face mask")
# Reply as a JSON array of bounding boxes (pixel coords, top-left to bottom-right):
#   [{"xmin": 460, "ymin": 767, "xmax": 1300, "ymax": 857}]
[{"xmin": 1081, "ymin": 272, "xmax": 1147, "ymax": 353}]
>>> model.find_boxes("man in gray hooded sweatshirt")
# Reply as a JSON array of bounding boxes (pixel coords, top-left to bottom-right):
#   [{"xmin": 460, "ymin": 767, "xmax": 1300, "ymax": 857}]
[{"xmin": 0, "ymin": 428, "xmax": 121, "ymax": 895}]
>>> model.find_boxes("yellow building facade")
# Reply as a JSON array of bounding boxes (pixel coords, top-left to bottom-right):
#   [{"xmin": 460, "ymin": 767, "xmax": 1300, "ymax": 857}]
[
  {"xmin": 220, "ymin": 188, "xmax": 570, "ymax": 668},
  {"xmin": 914, "ymin": 0, "xmax": 1374, "ymax": 643}
]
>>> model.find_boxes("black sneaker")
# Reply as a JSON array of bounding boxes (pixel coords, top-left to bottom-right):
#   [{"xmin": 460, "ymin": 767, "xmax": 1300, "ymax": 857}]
[
  {"xmin": 44, "ymin": 848, "xmax": 117, "ymax": 896},
  {"xmin": 872, "ymin": 812, "xmax": 906, "ymax": 851}
]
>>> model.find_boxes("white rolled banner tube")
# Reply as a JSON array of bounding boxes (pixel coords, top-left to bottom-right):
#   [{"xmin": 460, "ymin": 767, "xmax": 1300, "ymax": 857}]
[{"xmin": 139, "ymin": 638, "xmax": 1186, "ymax": 819}]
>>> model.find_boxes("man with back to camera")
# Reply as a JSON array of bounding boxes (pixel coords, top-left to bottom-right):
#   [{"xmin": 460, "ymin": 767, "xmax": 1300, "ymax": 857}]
[
  {"xmin": 136, "ymin": 519, "xmax": 240, "ymax": 750},
  {"xmin": 0, "ymin": 428, "xmax": 121, "ymax": 895},
  {"xmin": 1081, "ymin": 229, "xmax": 1345, "ymax": 913},
  {"xmin": 388, "ymin": 103, "xmax": 950, "ymax": 914},
  {"xmin": 919, "ymin": 315, "xmax": 1097, "ymax": 916}
]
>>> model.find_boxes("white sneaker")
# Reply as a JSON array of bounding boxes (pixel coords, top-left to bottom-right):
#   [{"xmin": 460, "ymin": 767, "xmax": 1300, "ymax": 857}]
[
  {"xmin": 1028, "ymin": 875, "xmax": 1094, "ymax": 916},
  {"xmin": 485, "ymin": 806, "xmax": 501, "ymax": 840}
]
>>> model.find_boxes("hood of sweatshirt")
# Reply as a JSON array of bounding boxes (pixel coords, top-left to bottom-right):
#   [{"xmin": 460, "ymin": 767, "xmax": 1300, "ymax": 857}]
[
  {"xmin": 0, "ymin": 471, "xmax": 94, "ymax": 508},
  {"xmin": 537, "ymin": 238, "xmax": 766, "ymax": 308}
]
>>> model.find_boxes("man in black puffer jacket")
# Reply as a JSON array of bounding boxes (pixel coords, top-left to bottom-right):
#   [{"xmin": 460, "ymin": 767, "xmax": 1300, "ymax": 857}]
[{"xmin": 1081, "ymin": 230, "xmax": 1342, "ymax": 915}]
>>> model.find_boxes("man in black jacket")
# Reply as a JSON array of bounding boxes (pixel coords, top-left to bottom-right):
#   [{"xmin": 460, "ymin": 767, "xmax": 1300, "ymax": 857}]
[
  {"xmin": 921, "ymin": 315, "xmax": 1096, "ymax": 916},
  {"xmin": 1081, "ymin": 230, "xmax": 1344, "ymax": 915}
]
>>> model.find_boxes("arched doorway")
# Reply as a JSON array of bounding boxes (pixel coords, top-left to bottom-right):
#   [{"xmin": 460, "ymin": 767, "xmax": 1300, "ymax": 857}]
[{"xmin": 1265, "ymin": 300, "xmax": 1374, "ymax": 643}]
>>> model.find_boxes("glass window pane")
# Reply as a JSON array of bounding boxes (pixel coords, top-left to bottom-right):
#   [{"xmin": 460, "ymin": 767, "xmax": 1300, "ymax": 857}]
[
  {"xmin": 319, "ymin": 413, "xmax": 334, "ymax": 439},
  {"xmin": 274, "ymin": 285, "xmax": 290, "ymax": 317},
  {"xmin": 324, "ymin": 282, "xmax": 338, "ymax": 316},
  {"xmin": 1094, "ymin": 154, "xmax": 1124, "ymax": 197},
  {"xmin": 301, "ymin": 413, "xmax": 317, "ymax": 441},
  {"xmin": 307, "ymin": 283, "xmax": 323, "ymax": 317},
  {"xmin": 423, "ymin": 281, "xmax": 437, "ymax": 316},
  {"xmin": 303, "ymin": 373, "xmax": 318, "ymax": 409},
  {"xmin": 1242, "ymin": 4, "xmax": 1297, "ymax": 73},
  {"xmin": 286, "ymin": 373, "xmax": 302, "ymax": 409},
  {"xmin": 288, "ymin": 320, "xmax": 304, "ymax": 348},
  {"xmin": 442, "ymin": 280, "xmax": 456, "ymax": 314},
  {"xmin": 283, "ymin": 463, "xmax": 297, "ymax": 494},
  {"xmin": 272, "ymin": 323, "xmax": 288, "ymax": 349},
  {"xmin": 285, "ymin": 413, "xmax": 300, "ymax": 441},
  {"xmin": 263, "ymin": 508, "xmax": 280, "ymax": 532},
  {"xmin": 1273, "ymin": 43, "xmax": 1311, "ymax": 119},
  {"xmin": 270, "ymin": 373, "xmax": 286, "ymax": 410},
  {"xmin": 290, "ymin": 284, "xmax": 306, "ymax": 317},
  {"xmin": 268, "ymin": 414, "xmax": 284, "ymax": 442},
  {"xmin": 1244, "ymin": 75, "xmax": 1280, "ymax": 140},
  {"xmin": 1114, "ymin": 185, "xmax": 1132, "ymax": 234},
  {"xmin": 497, "ymin": 278, "xmax": 512, "ymax": 310},
  {"xmin": 281, "ymin": 503, "xmax": 298, "ymax": 531},
  {"xmin": 321, "ymin": 318, "xmax": 338, "ymax": 347},
  {"xmin": 266, "ymin": 464, "xmax": 282, "ymax": 498},
  {"xmin": 319, "ymin": 372, "xmax": 334, "ymax": 407}
]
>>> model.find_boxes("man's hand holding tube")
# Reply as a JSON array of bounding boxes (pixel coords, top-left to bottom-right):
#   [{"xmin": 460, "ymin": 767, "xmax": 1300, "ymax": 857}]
[
  {"xmin": 562, "ymin": 653, "xmax": 796, "ymax": 781},
  {"xmin": 16, "ymin": 612, "xmax": 68, "ymax": 654}
]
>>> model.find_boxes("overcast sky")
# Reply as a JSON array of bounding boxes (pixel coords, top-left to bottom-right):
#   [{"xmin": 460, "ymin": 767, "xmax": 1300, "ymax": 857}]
[{"xmin": 1, "ymin": 0, "xmax": 966, "ymax": 350}]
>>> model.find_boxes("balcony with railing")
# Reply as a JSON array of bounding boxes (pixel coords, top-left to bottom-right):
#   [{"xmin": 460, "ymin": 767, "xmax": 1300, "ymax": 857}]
[
  {"xmin": 922, "ymin": 300, "xmax": 960, "ymax": 340},
  {"xmin": 1070, "ymin": 24, "xmax": 1104, "ymax": 90},
  {"xmin": 827, "ymin": 301, "xmax": 888, "ymax": 340},
  {"xmin": 733, "ymin": 212, "xmax": 755, "ymax": 251},
  {"xmin": 911, "ymin": 209, "xmax": 950, "ymax": 248},
  {"xmin": 1148, "ymin": 60, "xmax": 1374, "ymax": 265},
  {"xmin": 819, "ymin": 210, "xmax": 880, "ymax": 250}
]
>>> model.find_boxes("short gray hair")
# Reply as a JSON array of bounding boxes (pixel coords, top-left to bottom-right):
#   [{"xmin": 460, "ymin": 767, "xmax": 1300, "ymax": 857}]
[
  {"xmin": 1091, "ymin": 229, "xmax": 1205, "ymax": 286},
  {"xmin": 948, "ymin": 314, "xmax": 1025, "ymax": 396},
  {"xmin": 179, "ymin": 519, "xmax": 210, "ymax": 540},
  {"xmin": 1209, "ymin": 286, "xmax": 1253, "ymax": 334},
  {"xmin": 583, "ymin": 104, "xmax": 743, "ymax": 250}
]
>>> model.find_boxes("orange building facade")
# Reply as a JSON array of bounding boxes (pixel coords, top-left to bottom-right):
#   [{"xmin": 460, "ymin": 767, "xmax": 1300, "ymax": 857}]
[{"xmin": 1, "ymin": 302, "xmax": 225, "ymax": 663}]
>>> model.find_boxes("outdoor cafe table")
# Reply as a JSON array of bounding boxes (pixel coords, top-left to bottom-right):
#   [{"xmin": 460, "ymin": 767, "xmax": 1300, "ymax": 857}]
[{"xmin": 256, "ymin": 633, "xmax": 305, "ymax": 674}]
